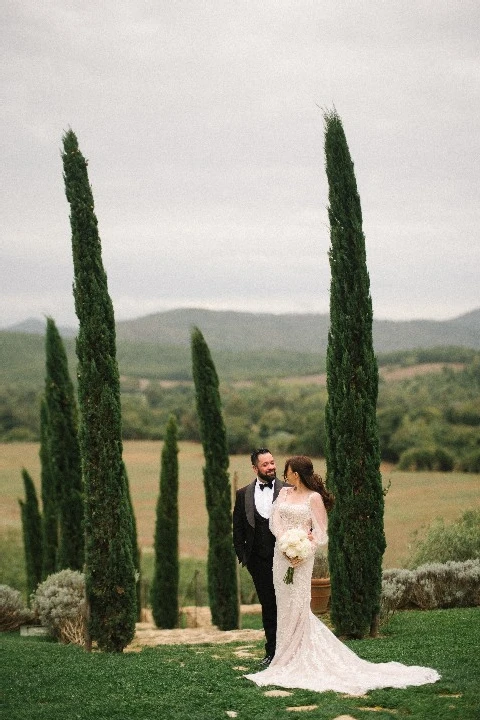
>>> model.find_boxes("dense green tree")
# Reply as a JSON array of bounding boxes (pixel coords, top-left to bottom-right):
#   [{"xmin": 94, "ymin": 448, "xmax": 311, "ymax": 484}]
[
  {"xmin": 151, "ymin": 415, "xmax": 179, "ymax": 628},
  {"xmin": 191, "ymin": 327, "xmax": 239, "ymax": 630},
  {"xmin": 122, "ymin": 461, "xmax": 142, "ymax": 621},
  {"xmin": 62, "ymin": 129, "xmax": 136, "ymax": 651},
  {"xmin": 296, "ymin": 409, "xmax": 327, "ymax": 457},
  {"xmin": 39, "ymin": 399, "xmax": 57, "ymax": 578},
  {"xmin": 19, "ymin": 469, "xmax": 43, "ymax": 600},
  {"xmin": 324, "ymin": 109, "xmax": 386, "ymax": 638},
  {"xmin": 45, "ymin": 317, "xmax": 83, "ymax": 570}
]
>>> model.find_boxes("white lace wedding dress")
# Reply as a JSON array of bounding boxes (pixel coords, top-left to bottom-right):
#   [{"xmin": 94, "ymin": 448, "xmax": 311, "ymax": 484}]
[{"xmin": 245, "ymin": 489, "xmax": 440, "ymax": 696}]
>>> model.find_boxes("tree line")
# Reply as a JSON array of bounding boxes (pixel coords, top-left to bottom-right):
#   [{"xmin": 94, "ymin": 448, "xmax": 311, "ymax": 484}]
[
  {"xmin": 88, "ymin": 351, "xmax": 480, "ymax": 473},
  {"xmin": 5, "ymin": 351, "xmax": 480, "ymax": 470}
]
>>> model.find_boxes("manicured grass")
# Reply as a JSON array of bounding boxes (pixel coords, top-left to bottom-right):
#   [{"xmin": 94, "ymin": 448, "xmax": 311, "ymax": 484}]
[
  {"xmin": 2, "ymin": 441, "xmax": 479, "ymax": 567},
  {"xmin": 2, "ymin": 608, "xmax": 479, "ymax": 719},
  {"xmin": 241, "ymin": 613, "xmax": 264, "ymax": 630}
]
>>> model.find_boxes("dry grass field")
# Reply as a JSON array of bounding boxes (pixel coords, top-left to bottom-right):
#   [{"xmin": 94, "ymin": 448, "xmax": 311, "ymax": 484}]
[
  {"xmin": 2, "ymin": 440, "xmax": 478, "ymax": 568},
  {"xmin": 274, "ymin": 362, "xmax": 465, "ymax": 387}
]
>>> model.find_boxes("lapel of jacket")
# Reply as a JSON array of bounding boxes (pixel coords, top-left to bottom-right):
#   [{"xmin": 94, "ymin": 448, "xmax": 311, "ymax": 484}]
[
  {"xmin": 245, "ymin": 479, "xmax": 256, "ymax": 528},
  {"xmin": 273, "ymin": 477, "xmax": 284, "ymax": 501}
]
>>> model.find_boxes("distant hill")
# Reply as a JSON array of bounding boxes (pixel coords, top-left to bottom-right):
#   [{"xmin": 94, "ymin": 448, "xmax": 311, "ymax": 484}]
[
  {"xmin": 4, "ymin": 307, "xmax": 480, "ymax": 354},
  {"xmin": 449, "ymin": 307, "xmax": 480, "ymax": 331},
  {"xmin": 115, "ymin": 309, "xmax": 331, "ymax": 352},
  {"xmin": 5, "ymin": 317, "xmax": 77, "ymax": 338},
  {"xmin": 113, "ymin": 307, "xmax": 480, "ymax": 353}
]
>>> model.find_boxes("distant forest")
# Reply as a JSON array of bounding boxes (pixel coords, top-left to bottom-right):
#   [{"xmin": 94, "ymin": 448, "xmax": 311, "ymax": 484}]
[{"xmin": 1, "ymin": 328, "xmax": 479, "ymax": 472}]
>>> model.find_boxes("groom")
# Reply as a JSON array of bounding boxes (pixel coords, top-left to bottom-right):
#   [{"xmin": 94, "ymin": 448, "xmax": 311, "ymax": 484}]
[{"xmin": 232, "ymin": 448, "xmax": 285, "ymax": 666}]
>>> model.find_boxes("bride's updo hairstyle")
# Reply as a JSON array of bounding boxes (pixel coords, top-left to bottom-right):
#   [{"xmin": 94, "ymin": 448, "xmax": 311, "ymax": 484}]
[{"xmin": 284, "ymin": 455, "xmax": 335, "ymax": 512}]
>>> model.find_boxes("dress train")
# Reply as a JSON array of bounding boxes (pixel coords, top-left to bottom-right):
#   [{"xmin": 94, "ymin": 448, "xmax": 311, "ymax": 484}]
[{"xmin": 245, "ymin": 494, "xmax": 440, "ymax": 696}]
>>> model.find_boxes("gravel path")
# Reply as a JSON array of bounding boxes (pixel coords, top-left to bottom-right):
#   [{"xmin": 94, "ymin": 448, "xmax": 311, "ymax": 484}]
[{"xmin": 126, "ymin": 605, "xmax": 264, "ymax": 652}]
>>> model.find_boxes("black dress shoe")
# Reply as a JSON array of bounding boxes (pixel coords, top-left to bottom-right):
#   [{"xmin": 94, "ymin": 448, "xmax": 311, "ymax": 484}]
[{"xmin": 259, "ymin": 655, "xmax": 273, "ymax": 667}]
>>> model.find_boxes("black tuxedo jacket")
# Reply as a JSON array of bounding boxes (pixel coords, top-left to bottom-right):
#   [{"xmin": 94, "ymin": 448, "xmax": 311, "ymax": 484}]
[{"xmin": 232, "ymin": 477, "xmax": 286, "ymax": 566}]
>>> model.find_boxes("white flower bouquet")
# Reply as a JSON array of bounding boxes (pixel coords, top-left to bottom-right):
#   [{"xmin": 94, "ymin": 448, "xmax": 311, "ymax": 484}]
[{"xmin": 278, "ymin": 528, "xmax": 312, "ymax": 584}]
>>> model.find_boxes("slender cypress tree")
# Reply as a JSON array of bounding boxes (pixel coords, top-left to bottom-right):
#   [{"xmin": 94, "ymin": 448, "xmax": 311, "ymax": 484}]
[
  {"xmin": 19, "ymin": 469, "xmax": 43, "ymax": 600},
  {"xmin": 324, "ymin": 109, "xmax": 385, "ymax": 638},
  {"xmin": 62, "ymin": 129, "xmax": 136, "ymax": 651},
  {"xmin": 45, "ymin": 317, "xmax": 84, "ymax": 570},
  {"xmin": 39, "ymin": 399, "xmax": 57, "ymax": 578},
  {"xmin": 191, "ymin": 327, "xmax": 238, "ymax": 630},
  {"xmin": 122, "ymin": 461, "xmax": 142, "ymax": 621},
  {"xmin": 151, "ymin": 415, "xmax": 179, "ymax": 628}
]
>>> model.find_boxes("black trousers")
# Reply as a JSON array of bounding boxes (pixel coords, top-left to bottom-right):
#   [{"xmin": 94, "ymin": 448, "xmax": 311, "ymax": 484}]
[{"xmin": 247, "ymin": 552, "xmax": 277, "ymax": 657}]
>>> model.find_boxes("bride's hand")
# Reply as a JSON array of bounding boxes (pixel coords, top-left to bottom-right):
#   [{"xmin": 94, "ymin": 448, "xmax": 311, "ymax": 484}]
[{"xmin": 289, "ymin": 556, "xmax": 304, "ymax": 568}]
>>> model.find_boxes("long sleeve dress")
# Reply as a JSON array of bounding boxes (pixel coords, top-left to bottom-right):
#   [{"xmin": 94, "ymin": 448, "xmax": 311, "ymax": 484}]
[{"xmin": 245, "ymin": 487, "xmax": 440, "ymax": 696}]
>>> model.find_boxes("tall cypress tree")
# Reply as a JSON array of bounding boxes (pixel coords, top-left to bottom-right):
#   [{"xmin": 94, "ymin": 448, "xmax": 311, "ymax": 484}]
[
  {"xmin": 324, "ymin": 109, "xmax": 385, "ymax": 638},
  {"xmin": 191, "ymin": 327, "xmax": 238, "ymax": 630},
  {"xmin": 62, "ymin": 129, "xmax": 136, "ymax": 652},
  {"xmin": 45, "ymin": 317, "xmax": 84, "ymax": 570},
  {"xmin": 39, "ymin": 399, "xmax": 57, "ymax": 578},
  {"xmin": 122, "ymin": 461, "xmax": 142, "ymax": 621},
  {"xmin": 151, "ymin": 415, "xmax": 179, "ymax": 628},
  {"xmin": 19, "ymin": 469, "xmax": 43, "ymax": 600}
]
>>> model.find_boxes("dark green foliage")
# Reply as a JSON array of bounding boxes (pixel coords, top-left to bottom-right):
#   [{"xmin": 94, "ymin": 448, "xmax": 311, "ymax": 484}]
[
  {"xmin": 398, "ymin": 446, "xmax": 455, "ymax": 471},
  {"xmin": 191, "ymin": 327, "xmax": 239, "ymax": 630},
  {"xmin": 2, "ymin": 329, "xmax": 479, "ymax": 467},
  {"xmin": 446, "ymin": 402, "xmax": 480, "ymax": 426},
  {"xmin": 123, "ymin": 461, "xmax": 142, "ymax": 621},
  {"xmin": 0, "ymin": 529, "xmax": 26, "ymax": 597},
  {"xmin": 459, "ymin": 450, "xmax": 480, "ymax": 472},
  {"xmin": 0, "ymin": 380, "xmax": 41, "ymax": 441},
  {"xmin": 62, "ymin": 129, "xmax": 136, "ymax": 651},
  {"xmin": 18, "ymin": 469, "xmax": 43, "ymax": 599},
  {"xmin": 224, "ymin": 415, "xmax": 256, "ymax": 454},
  {"xmin": 324, "ymin": 109, "xmax": 385, "ymax": 638},
  {"xmin": 378, "ymin": 362, "xmax": 480, "ymax": 464},
  {"xmin": 295, "ymin": 408, "xmax": 327, "ymax": 457},
  {"xmin": 408, "ymin": 509, "xmax": 480, "ymax": 567},
  {"xmin": 45, "ymin": 317, "xmax": 83, "ymax": 570},
  {"xmin": 39, "ymin": 399, "xmax": 57, "ymax": 578},
  {"xmin": 376, "ymin": 345, "xmax": 479, "ymax": 367},
  {"xmin": 151, "ymin": 415, "xmax": 179, "ymax": 628}
]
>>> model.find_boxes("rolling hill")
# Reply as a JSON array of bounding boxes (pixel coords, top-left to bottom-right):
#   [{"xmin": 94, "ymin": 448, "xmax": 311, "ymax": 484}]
[{"xmin": 5, "ymin": 307, "xmax": 480, "ymax": 354}]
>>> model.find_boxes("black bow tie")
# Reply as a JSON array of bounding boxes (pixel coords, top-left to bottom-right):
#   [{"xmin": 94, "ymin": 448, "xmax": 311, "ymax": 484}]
[{"xmin": 259, "ymin": 480, "xmax": 274, "ymax": 490}]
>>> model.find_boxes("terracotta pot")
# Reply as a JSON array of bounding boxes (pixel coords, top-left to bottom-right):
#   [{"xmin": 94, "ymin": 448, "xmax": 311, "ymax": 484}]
[{"xmin": 310, "ymin": 577, "xmax": 331, "ymax": 615}]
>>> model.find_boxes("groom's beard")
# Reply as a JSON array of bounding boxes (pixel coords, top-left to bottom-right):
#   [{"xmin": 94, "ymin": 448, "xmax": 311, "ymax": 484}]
[{"xmin": 258, "ymin": 469, "xmax": 277, "ymax": 483}]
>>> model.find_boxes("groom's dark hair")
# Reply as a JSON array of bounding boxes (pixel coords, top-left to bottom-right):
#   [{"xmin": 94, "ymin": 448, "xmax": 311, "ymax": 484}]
[{"xmin": 250, "ymin": 448, "xmax": 272, "ymax": 466}]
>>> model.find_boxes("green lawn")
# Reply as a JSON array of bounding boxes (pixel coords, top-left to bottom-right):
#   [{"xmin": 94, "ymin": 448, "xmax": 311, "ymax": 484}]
[{"xmin": 2, "ymin": 608, "xmax": 479, "ymax": 720}]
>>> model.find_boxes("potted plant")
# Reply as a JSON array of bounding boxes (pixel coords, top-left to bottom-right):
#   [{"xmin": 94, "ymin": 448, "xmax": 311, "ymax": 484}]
[{"xmin": 310, "ymin": 548, "xmax": 331, "ymax": 615}]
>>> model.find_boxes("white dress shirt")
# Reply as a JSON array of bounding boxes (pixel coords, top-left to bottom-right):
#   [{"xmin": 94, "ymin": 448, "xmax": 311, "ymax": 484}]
[{"xmin": 254, "ymin": 478, "xmax": 274, "ymax": 519}]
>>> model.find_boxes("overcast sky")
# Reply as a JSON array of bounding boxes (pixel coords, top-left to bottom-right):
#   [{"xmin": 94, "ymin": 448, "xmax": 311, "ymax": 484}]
[{"xmin": 1, "ymin": 1, "xmax": 479, "ymax": 328}]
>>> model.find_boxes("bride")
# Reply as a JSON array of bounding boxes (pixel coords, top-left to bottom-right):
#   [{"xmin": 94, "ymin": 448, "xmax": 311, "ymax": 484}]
[{"xmin": 245, "ymin": 455, "xmax": 440, "ymax": 696}]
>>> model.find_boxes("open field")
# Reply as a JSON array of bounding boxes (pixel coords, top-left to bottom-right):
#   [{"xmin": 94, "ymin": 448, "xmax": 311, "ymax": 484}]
[
  {"xmin": 275, "ymin": 361, "xmax": 466, "ymax": 387},
  {"xmin": 2, "ymin": 441, "xmax": 479, "ymax": 567}
]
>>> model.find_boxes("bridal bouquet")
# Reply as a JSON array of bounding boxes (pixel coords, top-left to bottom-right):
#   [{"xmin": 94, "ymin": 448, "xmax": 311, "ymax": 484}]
[{"xmin": 278, "ymin": 528, "xmax": 312, "ymax": 584}]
